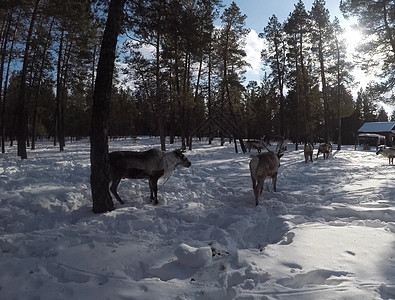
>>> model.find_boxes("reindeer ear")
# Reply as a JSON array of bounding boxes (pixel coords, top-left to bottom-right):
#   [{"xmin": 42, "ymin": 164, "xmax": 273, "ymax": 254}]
[{"xmin": 175, "ymin": 148, "xmax": 186, "ymax": 155}]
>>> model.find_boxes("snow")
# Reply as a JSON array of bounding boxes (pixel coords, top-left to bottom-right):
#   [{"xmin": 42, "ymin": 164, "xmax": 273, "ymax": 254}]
[{"xmin": 1, "ymin": 137, "xmax": 395, "ymax": 299}]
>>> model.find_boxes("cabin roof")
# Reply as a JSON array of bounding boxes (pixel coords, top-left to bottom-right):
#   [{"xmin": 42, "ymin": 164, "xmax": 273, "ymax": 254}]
[
  {"xmin": 357, "ymin": 133, "xmax": 386, "ymax": 139},
  {"xmin": 358, "ymin": 122, "xmax": 395, "ymax": 133}
]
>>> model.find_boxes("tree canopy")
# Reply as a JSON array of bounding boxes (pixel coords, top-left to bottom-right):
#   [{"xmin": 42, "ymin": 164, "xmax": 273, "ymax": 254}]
[{"xmin": 0, "ymin": 0, "xmax": 391, "ymax": 160}]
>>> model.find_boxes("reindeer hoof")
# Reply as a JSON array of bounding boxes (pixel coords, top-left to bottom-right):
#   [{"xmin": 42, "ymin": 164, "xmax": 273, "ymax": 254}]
[{"xmin": 154, "ymin": 199, "xmax": 159, "ymax": 205}]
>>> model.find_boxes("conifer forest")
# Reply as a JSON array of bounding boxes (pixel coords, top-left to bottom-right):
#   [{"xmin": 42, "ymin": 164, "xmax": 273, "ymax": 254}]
[{"xmin": 1, "ymin": 0, "xmax": 395, "ymax": 158}]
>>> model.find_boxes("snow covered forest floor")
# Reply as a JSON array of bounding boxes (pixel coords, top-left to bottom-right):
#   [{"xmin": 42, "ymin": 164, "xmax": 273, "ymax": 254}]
[{"xmin": 1, "ymin": 137, "xmax": 395, "ymax": 300}]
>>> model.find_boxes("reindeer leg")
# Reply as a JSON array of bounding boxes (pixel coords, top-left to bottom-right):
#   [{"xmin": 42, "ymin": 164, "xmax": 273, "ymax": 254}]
[
  {"xmin": 149, "ymin": 176, "xmax": 159, "ymax": 205},
  {"xmin": 272, "ymin": 173, "xmax": 278, "ymax": 192},
  {"xmin": 149, "ymin": 177, "xmax": 155, "ymax": 203},
  {"xmin": 251, "ymin": 177, "xmax": 256, "ymax": 191},
  {"xmin": 259, "ymin": 180, "xmax": 264, "ymax": 194},
  {"xmin": 254, "ymin": 178, "xmax": 264, "ymax": 206},
  {"xmin": 109, "ymin": 177, "xmax": 124, "ymax": 204},
  {"xmin": 251, "ymin": 176, "xmax": 259, "ymax": 206},
  {"xmin": 253, "ymin": 182, "xmax": 259, "ymax": 206},
  {"xmin": 254, "ymin": 188, "xmax": 259, "ymax": 206},
  {"xmin": 152, "ymin": 178, "xmax": 159, "ymax": 205}
]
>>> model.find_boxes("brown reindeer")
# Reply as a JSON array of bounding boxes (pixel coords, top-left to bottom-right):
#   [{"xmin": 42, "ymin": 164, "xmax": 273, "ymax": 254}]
[
  {"xmin": 109, "ymin": 149, "xmax": 191, "ymax": 205},
  {"xmin": 304, "ymin": 142, "xmax": 314, "ymax": 163},
  {"xmin": 249, "ymin": 149, "xmax": 284, "ymax": 206},
  {"xmin": 245, "ymin": 139, "xmax": 269, "ymax": 153},
  {"xmin": 376, "ymin": 147, "xmax": 395, "ymax": 164},
  {"xmin": 317, "ymin": 143, "xmax": 331, "ymax": 160}
]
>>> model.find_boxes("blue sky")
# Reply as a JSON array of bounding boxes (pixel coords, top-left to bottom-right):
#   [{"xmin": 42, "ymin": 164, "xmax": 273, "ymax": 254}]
[
  {"xmin": 220, "ymin": 1, "xmax": 395, "ymax": 112},
  {"xmin": 222, "ymin": 0, "xmax": 344, "ymax": 31},
  {"xmin": 220, "ymin": 0, "xmax": 354, "ymax": 84}
]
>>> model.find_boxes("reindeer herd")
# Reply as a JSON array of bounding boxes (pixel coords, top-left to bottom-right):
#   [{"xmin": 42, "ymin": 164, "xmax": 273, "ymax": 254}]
[{"xmin": 107, "ymin": 139, "xmax": 394, "ymax": 207}]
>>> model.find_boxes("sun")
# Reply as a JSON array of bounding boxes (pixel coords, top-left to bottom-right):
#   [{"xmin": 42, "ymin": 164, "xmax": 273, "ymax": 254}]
[{"xmin": 342, "ymin": 25, "xmax": 364, "ymax": 53}]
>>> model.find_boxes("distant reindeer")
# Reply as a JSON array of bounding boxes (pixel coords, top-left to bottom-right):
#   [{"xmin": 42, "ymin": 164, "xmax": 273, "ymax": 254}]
[
  {"xmin": 328, "ymin": 141, "xmax": 333, "ymax": 155},
  {"xmin": 376, "ymin": 147, "xmax": 395, "ymax": 164},
  {"xmin": 109, "ymin": 148, "xmax": 191, "ymax": 205},
  {"xmin": 317, "ymin": 143, "xmax": 331, "ymax": 160},
  {"xmin": 249, "ymin": 149, "xmax": 284, "ymax": 206},
  {"xmin": 304, "ymin": 142, "xmax": 314, "ymax": 163}
]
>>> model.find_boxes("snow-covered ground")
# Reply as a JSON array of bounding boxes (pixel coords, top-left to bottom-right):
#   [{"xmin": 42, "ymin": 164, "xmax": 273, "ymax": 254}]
[{"xmin": 1, "ymin": 137, "xmax": 395, "ymax": 300}]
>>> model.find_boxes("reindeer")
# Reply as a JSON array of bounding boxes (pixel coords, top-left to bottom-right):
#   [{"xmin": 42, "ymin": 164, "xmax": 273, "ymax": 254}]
[
  {"xmin": 304, "ymin": 142, "xmax": 314, "ymax": 163},
  {"xmin": 328, "ymin": 141, "xmax": 333, "ymax": 155},
  {"xmin": 109, "ymin": 148, "xmax": 191, "ymax": 205},
  {"xmin": 275, "ymin": 137, "xmax": 291, "ymax": 153},
  {"xmin": 245, "ymin": 139, "xmax": 269, "ymax": 153},
  {"xmin": 317, "ymin": 143, "xmax": 331, "ymax": 160},
  {"xmin": 249, "ymin": 149, "xmax": 284, "ymax": 206},
  {"xmin": 376, "ymin": 147, "xmax": 395, "ymax": 164}
]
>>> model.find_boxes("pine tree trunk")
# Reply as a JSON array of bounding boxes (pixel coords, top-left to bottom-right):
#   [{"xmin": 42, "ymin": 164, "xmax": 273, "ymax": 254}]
[
  {"xmin": 32, "ymin": 18, "xmax": 54, "ymax": 150},
  {"xmin": 90, "ymin": 0, "xmax": 125, "ymax": 213},
  {"xmin": 0, "ymin": 12, "xmax": 12, "ymax": 153},
  {"xmin": 17, "ymin": 0, "xmax": 40, "ymax": 159}
]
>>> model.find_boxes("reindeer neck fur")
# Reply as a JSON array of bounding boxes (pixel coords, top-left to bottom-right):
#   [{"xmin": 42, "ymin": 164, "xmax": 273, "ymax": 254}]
[{"xmin": 162, "ymin": 150, "xmax": 180, "ymax": 179}]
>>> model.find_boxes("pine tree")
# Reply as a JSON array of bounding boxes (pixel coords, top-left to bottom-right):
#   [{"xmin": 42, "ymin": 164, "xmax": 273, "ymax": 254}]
[
  {"xmin": 90, "ymin": 0, "xmax": 126, "ymax": 214},
  {"xmin": 328, "ymin": 17, "xmax": 354, "ymax": 150},
  {"xmin": 16, "ymin": 0, "xmax": 40, "ymax": 159},
  {"xmin": 310, "ymin": 0, "xmax": 332, "ymax": 142},
  {"xmin": 377, "ymin": 106, "xmax": 389, "ymax": 122},
  {"xmin": 260, "ymin": 15, "xmax": 286, "ymax": 136},
  {"xmin": 284, "ymin": 0, "xmax": 312, "ymax": 148},
  {"xmin": 216, "ymin": 1, "xmax": 249, "ymax": 152},
  {"xmin": 341, "ymin": 0, "xmax": 395, "ymax": 98}
]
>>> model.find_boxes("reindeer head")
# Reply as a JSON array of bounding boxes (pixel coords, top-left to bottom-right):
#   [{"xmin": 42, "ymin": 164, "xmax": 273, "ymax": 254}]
[{"xmin": 174, "ymin": 149, "xmax": 192, "ymax": 168}]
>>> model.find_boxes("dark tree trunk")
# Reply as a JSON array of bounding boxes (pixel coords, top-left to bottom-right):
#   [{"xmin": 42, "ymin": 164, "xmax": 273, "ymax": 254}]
[
  {"xmin": 58, "ymin": 40, "xmax": 73, "ymax": 151},
  {"xmin": 32, "ymin": 18, "xmax": 54, "ymax": 150},
  {"xmin": 55, "ymin": 30, "xmax": 64, "ymax": 149},
  {"xmin": 0, "ymin": 11, "xmax": 12, "ymax": 153},
  {"xmin": 16, "ymin": 0, "xmax": 40, "ymax": 159},
  {"xmin": 90, "ymin": 0, "xmax": 125, "ymax": 213}
]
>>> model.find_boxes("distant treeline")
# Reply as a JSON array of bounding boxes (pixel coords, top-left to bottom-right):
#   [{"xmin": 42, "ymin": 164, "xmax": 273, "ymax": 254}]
[{"xmin": 1, "ymin": 0, "xmax": 394, "ymax": 156}]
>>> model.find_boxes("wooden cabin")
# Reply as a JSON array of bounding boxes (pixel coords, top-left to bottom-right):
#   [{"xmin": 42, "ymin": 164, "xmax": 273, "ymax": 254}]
[{"xmin": 355, "ymin": 122, "xmax": 395, "ymax": 149}]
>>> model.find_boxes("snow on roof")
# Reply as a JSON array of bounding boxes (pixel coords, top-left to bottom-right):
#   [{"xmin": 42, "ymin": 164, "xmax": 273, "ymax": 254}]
[
  {"xmin": 357, "ymin": 133, "xmax": 386, "ymax": 139},
  {"xmin": 358, "ymin": 122, "xmax": 395, "ymax": 133}
]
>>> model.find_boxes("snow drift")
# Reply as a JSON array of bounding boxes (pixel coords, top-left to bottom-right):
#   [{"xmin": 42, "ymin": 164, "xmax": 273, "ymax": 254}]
[{"xmin": 1, "ymin": 137, "xmax": 395, "ymax": 299}]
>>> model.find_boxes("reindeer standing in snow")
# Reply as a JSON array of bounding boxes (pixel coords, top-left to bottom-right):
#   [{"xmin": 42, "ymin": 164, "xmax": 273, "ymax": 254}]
[
  {"xmin": 249, "ymin": 148, "xmax": 284, "ymax": 206},
  {"xmin": 317, "ymin": 143, "xmax": 331, "ymax": 160},
  {"xmin": 376, "ymin": 147, "xmax": 395, "ymax": 164},
  {"xmin": 109, "ymin": 149, "xmax": 191, "ymax": 204},
  {"xmin": 304, "ymin": 142, "xmax": 314, "ymax": 163}
]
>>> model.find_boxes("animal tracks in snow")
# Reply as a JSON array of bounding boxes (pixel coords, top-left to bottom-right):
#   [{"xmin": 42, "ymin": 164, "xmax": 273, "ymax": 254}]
[
  {"xmin": 279, "ymin": 231, "xmax": 295, "ymax": 245},
  {"xmin": 276, "ymin": 269, "xmax": 349, "ymax": 289},
  {"xmin": 2, "ymin": 140, "xmax": 395, "ymax": 299}
]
